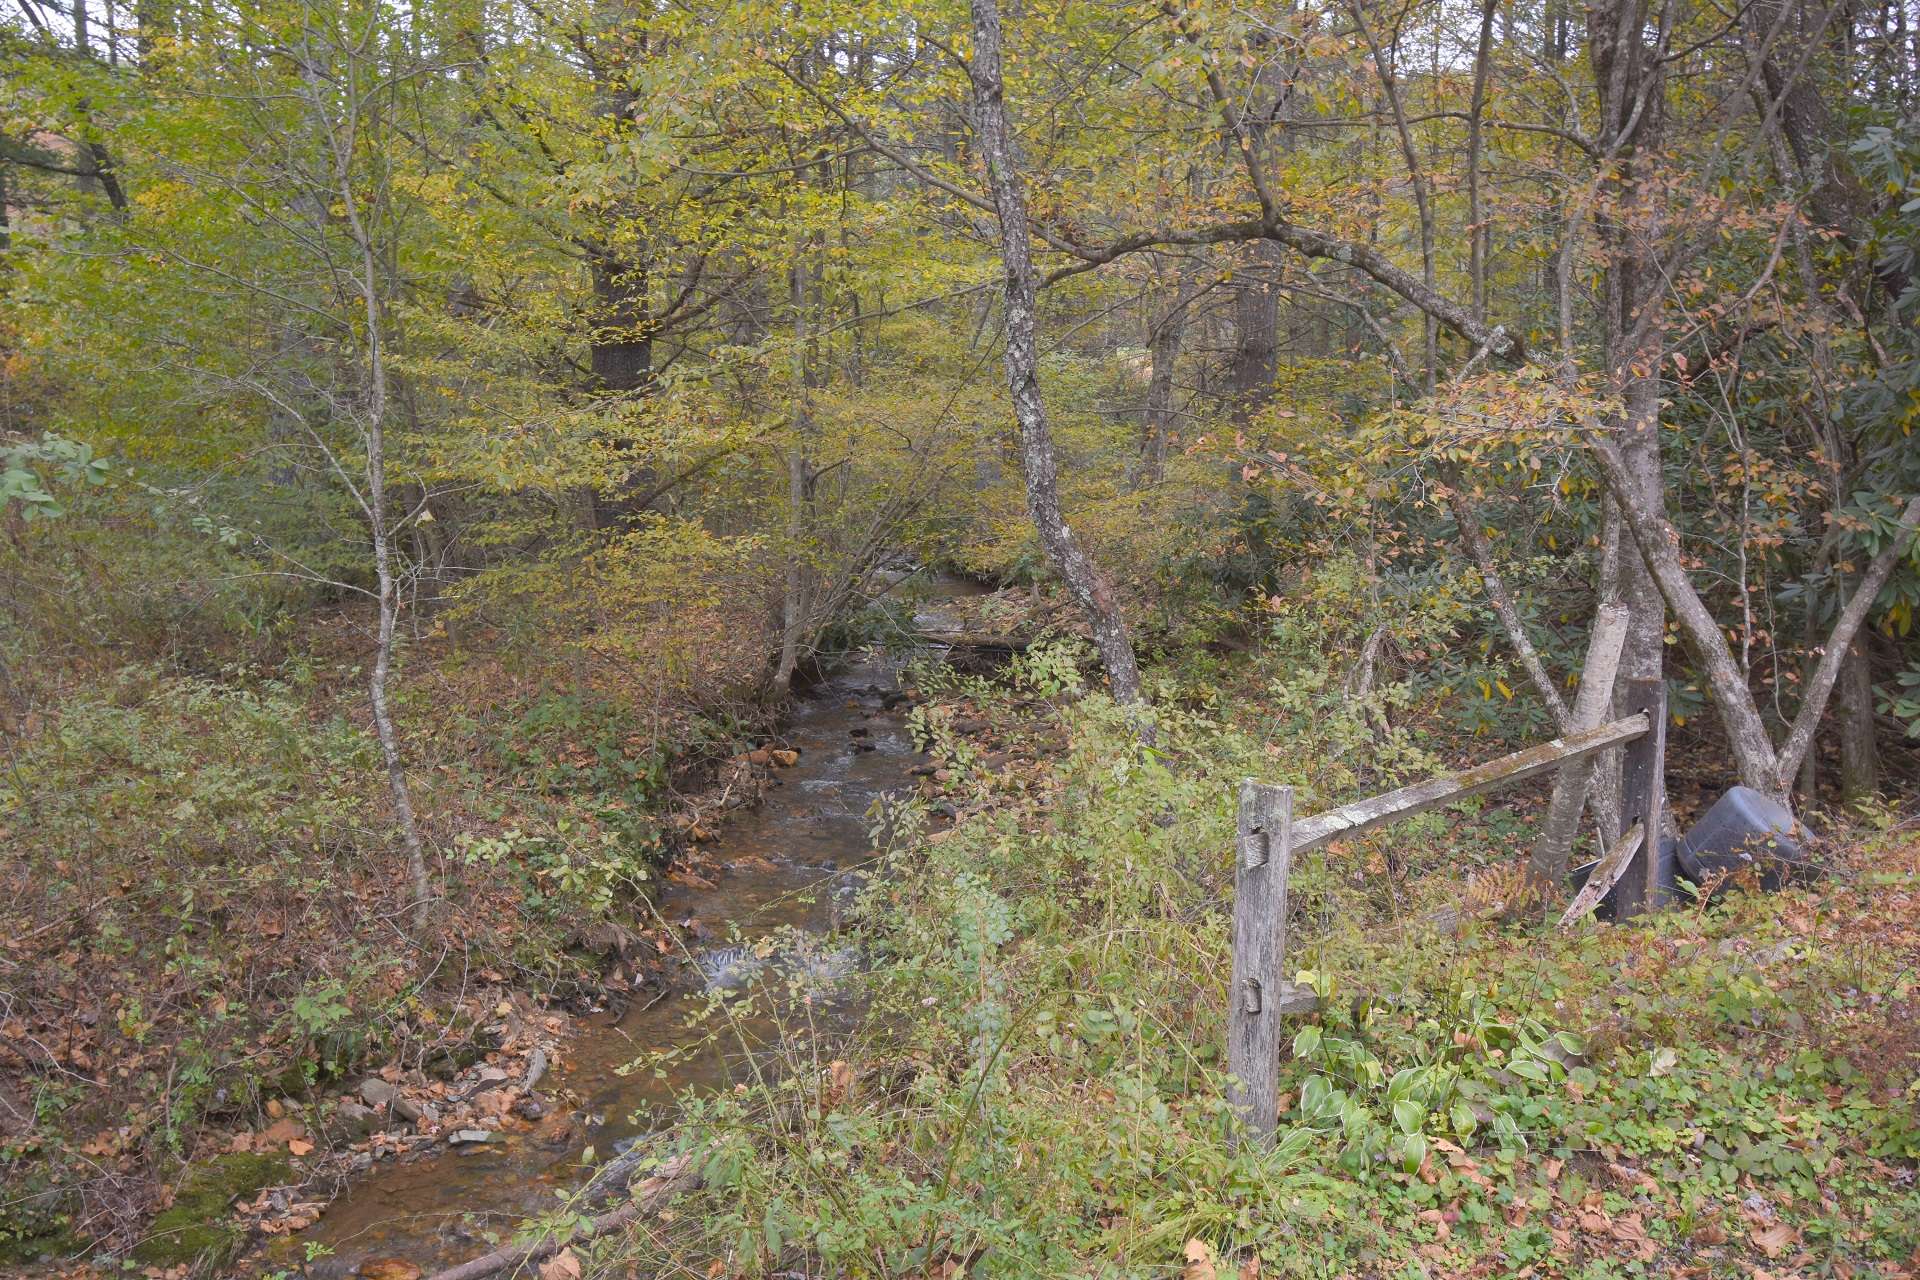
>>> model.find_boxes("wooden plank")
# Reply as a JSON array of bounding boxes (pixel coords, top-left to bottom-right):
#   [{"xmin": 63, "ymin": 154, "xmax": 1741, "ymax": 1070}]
[
  {"xmin": 1291, "ymin": 713, "xmax": 1649, "ymax": 854},
  {"xmin": 1557, "ymin": 822, "xmax": 1644, "ymax": 928},
  {"xmin": 1529, "ymin": 604, "xmax": 1631, "ymax": 891},
  {"xmin": 1613, "ymin": 679, "xmax": 1667, "ymax": 918},
  {"xmin": 1227, "ymin": 780, "xmax": 1291, "ymax": 1149}
]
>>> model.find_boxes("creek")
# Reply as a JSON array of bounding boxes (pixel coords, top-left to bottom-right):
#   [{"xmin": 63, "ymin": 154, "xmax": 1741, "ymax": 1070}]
[{"xmin": 293, "ymin": 574, "xmax": 983, "ymax": 1275}]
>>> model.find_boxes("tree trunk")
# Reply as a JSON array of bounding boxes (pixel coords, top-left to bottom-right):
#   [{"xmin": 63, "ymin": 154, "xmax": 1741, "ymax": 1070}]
[
  {"xmin": 775, "ymin": 251, "xmax": 813, "ymax": 692},
  {"xmin": 330, "ymin": 73, "xmax": 434, "ymax": 933},
  {"xmin": 588, "ymin": 248, "xmax": 653, "ymax": 394},
  {"xmin": 967, "ymin": 0, "xmax": 1145, "ymax": 714},
  {"xmin": 1228, "ymin": 244, "xmax": 1280, "ymax": 421},
  {"xmin": 1592, "ymin": 437, "xmax": 1920, "ymax": 802},
  {"xmin": 1587, "ymin": 0, "xmax": 1675, "ymax": 914},
  {"xmin": 1837, "ymin": 635, "xmax": 1878, "ymax": 802},
  {"xmin": 1135, "ymin": 264, "xmax": 1197, "ymax": 488}
]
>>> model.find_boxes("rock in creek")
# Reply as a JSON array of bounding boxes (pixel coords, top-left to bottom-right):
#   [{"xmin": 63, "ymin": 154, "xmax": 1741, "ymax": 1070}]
[
  {"xmin": 334, "ymin": 1100, "xmax": 380, "ymax": 1135},
  {"xmin": 393, "ymin": 1096, "xmax": 436, "ymax": 1127},
  {"xmin": 358, "ymin": 1078, "xmax": 398, "ymax": 1108},
  {"xmin": 446, "ymin": 1128, "xmax": 494, "ymax": 1147}
]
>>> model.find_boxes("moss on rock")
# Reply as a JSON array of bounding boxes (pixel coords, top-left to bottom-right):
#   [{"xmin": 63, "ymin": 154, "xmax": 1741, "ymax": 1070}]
[{"xmin": 133, "ymin": 1151, "xmax": 291, "ymax": 1267}]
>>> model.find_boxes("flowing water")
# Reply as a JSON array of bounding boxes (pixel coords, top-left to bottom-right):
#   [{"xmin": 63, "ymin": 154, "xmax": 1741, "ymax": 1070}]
[{"xmin": 294, "ymin": 575, "xmax": 983, "ymax": 1275}]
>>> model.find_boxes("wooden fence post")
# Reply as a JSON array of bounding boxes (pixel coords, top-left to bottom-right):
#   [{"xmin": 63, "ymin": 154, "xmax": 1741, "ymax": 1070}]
[
  {"xmin": 1228, "ymin": 780, "xmax": 1291, "ymax": 1148},
  {"xmin": 1614, "ymin": 678, "xmax": 1667, "ymax": 918}
]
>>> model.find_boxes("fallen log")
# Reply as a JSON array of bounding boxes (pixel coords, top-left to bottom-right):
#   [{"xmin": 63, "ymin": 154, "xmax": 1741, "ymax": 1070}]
[
  {"xmin": 920, "ymin": 630, "xmax": 1034, "ymax": 651},
  {"xmin": 422, "ymin": 1149, "xmax": 702, "ymax": 1280}
]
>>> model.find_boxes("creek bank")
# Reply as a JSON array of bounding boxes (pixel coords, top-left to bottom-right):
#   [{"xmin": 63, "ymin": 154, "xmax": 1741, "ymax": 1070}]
[
  {"xmin": 213, "ymin": 734, "xmax": 840, "ymax": 1261},
  {"xmin": 245, "ymin": 576, "xmax": 989, "ymax": 1276},
  {"xmin": 0, "ymin": 644, "xmax": 847, "ymax": 1272}
]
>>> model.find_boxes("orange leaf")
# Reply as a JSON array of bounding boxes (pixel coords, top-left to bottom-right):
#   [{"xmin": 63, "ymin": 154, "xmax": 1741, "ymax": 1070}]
[{"xmin": 286, "ymin": 1138, "xmax": 314, "ymax": 1156}]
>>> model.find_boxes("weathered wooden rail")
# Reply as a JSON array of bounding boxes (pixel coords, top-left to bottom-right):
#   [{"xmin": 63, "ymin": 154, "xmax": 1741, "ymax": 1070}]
[{"xmin": 1226, "ymin": 689, "xmax": 1664, "ymax": 1146}]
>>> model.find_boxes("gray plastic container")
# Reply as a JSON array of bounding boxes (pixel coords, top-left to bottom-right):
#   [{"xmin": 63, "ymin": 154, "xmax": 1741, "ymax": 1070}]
[{"xmin": 1672, "ymin": 785, "xmax": 1809, "ymax": 891}]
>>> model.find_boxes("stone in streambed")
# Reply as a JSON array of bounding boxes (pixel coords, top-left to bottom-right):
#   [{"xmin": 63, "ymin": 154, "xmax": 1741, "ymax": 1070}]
[
  {"xmin": 393, "ymin": 1096, "xmax": 437, "ymax": 1127},
  {"xmin": 334, "ymin": 1100, "xmax": 380, "ymax": 1135},
  {"xmin": 358, "ymin": 1078, "xmax": 398, "ymax": 1108}
]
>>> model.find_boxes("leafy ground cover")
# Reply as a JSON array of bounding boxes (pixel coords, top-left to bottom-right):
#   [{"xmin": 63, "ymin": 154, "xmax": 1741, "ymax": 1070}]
[
  {"xmin": 592, "ymin": 623, "xmax": 1920, "ymax": 1279},
  {"xmin": 0, "ymin": 602, "xmax": 782, "ymax": 1267}
]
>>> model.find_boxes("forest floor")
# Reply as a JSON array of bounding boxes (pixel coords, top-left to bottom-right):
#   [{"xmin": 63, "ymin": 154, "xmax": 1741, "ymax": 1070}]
[
  {"xmin": 576, "ymin": 607, "xmax": 1920, "ymax": 1280},
  {"xmin": 5, "ymin": 587, "xmax": 1918, "ymax": 1279},
  {"xmin": 0, "ymin": 603, "xmax": 795, "ymax": 1271}
]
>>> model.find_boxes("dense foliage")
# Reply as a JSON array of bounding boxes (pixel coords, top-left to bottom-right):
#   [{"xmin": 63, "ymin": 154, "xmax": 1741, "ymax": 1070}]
[{"xmin": 2, "ymin": 0, "xmax": 1918, "ymax": 1269}]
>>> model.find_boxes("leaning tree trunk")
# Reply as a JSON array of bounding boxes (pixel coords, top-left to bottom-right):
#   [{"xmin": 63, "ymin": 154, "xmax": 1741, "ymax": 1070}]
[{"xmin": 967, "ymin": 0, "xmax": 1145, "ymax": 713}]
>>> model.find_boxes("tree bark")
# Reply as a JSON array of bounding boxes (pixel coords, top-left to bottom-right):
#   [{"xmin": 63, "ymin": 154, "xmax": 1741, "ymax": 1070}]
[
  {"xmin": 775, "ymin": 248, "xmax": 813, "ymax": 693},
  {"xmin": 1136, "ymin": 262, "xmax": 1198, "ymax": 487},
  {"xmin": 1530, "ymin": 603, "xmax": 1630, "ymax": 894},
  {"xmin": 968, "ymin": 0, "xmax": 1146, "ymax": 713},
  {"xmin": 1446, "ymin": 487, "xmax": 1571, "ymax": 728},
  {"xmin": 588, "ymin": 247, "xmax": 653, "ymax": 394},
  {"xmin": 324, "ymin": 52, "xmax": 434, "ymax": 932},
  {"xmin": 1228, "ymin": 244, "xmax": 1280, "ymax": 420},
  {"xmin": 1838, "ymin": 635, "xmax": 1878, "ymax": 801},
  {"xmin": 1586, "ymin": 0, "xmax": 1676, "ymax": 908},
  {"xmin": 1466, "ymin": 0, "xmax": 1499, "ymax": 325}
]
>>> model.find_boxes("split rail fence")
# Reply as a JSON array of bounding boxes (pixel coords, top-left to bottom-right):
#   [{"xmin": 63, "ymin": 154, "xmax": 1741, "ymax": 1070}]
[{"xmin": 1225, "ymin": 677, "xmax": 1666, "ymax": 1147}]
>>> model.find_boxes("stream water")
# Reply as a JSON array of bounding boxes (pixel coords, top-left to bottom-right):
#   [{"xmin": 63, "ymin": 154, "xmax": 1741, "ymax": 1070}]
[{"xmin": 294, "ymin": 574, "xmax": 984, "ymax": 1276}]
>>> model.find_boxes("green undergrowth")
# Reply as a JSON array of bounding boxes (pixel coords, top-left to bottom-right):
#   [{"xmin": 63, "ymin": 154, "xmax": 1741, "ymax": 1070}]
[
  {"xmin": 0, "ymin": 650, "xmax": 733, "ymax": 1259},
  {"xmin": 593, "ymin": 636, "xmax": 1920, "ymax": 1279}
]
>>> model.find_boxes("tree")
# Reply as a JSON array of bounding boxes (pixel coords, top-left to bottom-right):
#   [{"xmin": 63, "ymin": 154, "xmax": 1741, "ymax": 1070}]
[{"xmin": 966, "ymin": 0, "xmax": 1147, "ymax": 713}]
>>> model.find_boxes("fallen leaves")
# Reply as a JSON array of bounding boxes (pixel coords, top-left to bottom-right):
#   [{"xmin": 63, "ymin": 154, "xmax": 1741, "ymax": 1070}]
[
  {"xmin": 538, "ymin": 1249, "xmax": 582, "ymax": 1280},
  {"xmin": 1750, "ymin": 1221, "xmax": 1799, "ymax": 1259}
]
